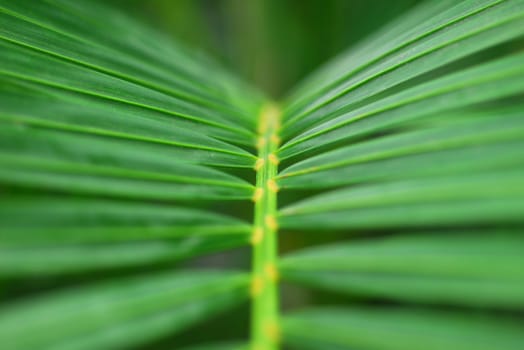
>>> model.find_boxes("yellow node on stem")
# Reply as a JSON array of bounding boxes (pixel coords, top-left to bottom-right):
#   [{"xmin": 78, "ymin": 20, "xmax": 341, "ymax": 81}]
[
  {"xmin": 265, "ymin": 215, "xmax": 278, "ymax": 231},
  {"xmin": 251, "ymin": 227, "xmax": 264, "ymax": 245},
  {"xmin": 254, "ymin": 158, "xmax": 265, "ymax": 171},
  {"xmin": 252, "ymin": 187, "xmax": 264, "ymax": 202},
  {"xmin": 264, "ymin": 320, "xmax": 281, "ymax": 343},
  {"xmin": 250, "ymin": 275, "xmax": 264, "ymax": 297},
  {"xmin": 268, "ymin": 153, "xmax": 279, "ymax": 165},
  {"xmin": 264, "ymin": 263, "xmax": 279, "ymax": 282},
  {"xmin": 267, "ymin": 179, "xmax": 279, "ymax": 193}
]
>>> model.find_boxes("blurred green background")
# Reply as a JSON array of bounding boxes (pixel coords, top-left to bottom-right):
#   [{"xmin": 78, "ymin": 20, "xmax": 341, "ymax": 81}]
[{"xmin": 108, "ymin": 0, "xmax": 421, "ymax": 98}]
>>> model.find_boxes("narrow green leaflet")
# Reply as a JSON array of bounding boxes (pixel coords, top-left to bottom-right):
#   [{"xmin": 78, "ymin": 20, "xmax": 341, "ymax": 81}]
[
  {"xmin": 0, "ymin": 167, "xmax": 252, "ymax": 201},
  {"xmin": 0, "ymin": 80, "xmax": 257, "ymax": 157},
  {"xmin": 0, "ymin": 39, "xmax": 254, "ymax": 136},
  {"xmin": 0, "ymin": 196, "xmax": 251, "ymax": 246},
  {"xmin": 0, "ymin": 0, "xmax": 225, "ymax": 92},
  {"xmin": 0, "ymin": 196, "xmax": 250, "ymax": 274},
  {"xmin": 0, "ymin": 122, "xmax": 253, "ymax": 201},
  {"xmin": 279, "ymin": 107, "xmax": 524, "ymax": 188},
  {"xmin": 280, "ymin": 171, "xmax": 524, "ymax": 229},
  {"xmin": 283, "ymin": 307, "xmax": 524, "ymax": 350},
  {"xmin": 0, "ymin": 202, "xmax": 249, "ymax": 275},
  {"xmin": 0, "ymin": 10, "xmax": 251, "ymax": 125},
  {"xmin": 0, "ymin": 123, "xmax": 253, "ymax": 187},
  {"xmin": 280, "ymin": 231, "xmax": 524, "ymax": 308},
  {"xmin": 280, "ymin": 51, "xmax": 524, "ymax": 159},
  {"xmin": 285, "ymin": 0, "xmax": 479, "ymax": 112},
  {"xmin": 283, "ymin": 0, "xmax": 524, "ymax": 135},
  {"xmin": 0, "ymin": 0, "xmax": 262, "ymax": 127},
  {"xmin": 0, "ymin": 271, "xmax": 249, "ymax": 350},
  {"xmin": 279, "ymin": 140, "xmax": 524, "ymax": 189},
  {"xmin": 50, "ymin": 0, "xmax": 263, "ymax": 112},
  {"xmin": 0, "ymin": 239, "xmax": 247, "ymax": 276}
]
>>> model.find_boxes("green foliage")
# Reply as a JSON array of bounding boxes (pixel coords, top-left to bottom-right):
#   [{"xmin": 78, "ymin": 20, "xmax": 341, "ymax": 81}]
[
  {"xmin": 280, "ymin": 231, "xmax": 524, "ymax": 307},
  {"xmin": 0, "ymin": 271, "xmax": 249, "ymax": 350},
  {"xmin": 1, "ymin": 0, "xmax": 523, "ymax": 349},
  {"xmin": 283, "ymin": 307, "xmax": 524, "ymax": 350}
]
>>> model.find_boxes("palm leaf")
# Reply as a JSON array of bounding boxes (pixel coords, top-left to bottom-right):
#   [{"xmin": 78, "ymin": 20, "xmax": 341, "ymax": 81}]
[
  {"xmin": 280, "ymin": 51, "xmax": 524, "ymax": 159},
  {"xmin": 284, "ymin": 0, "xmax": 524, "ymax": 132},
  {"xmin": 279, "ymin": 106, "xmax": 524, "ymax": 188},
  {"xmin": 280, "ymin": 231, "xmax": 524, "ymax": 307},
  {"xmin": 1, "ymin": 0, "xmax": 524, "ymax": 349},
  {"xmin": 0, "ymin": 270, "xmax": 248, "ymax": 350},
  {"xmin": 280, "ymin": 170, "xmax": 524, "ymax": 228},
  {"xmin": 282, "ymin": 307, "xmax": 524, "ymax": 350},
  {"xmin": 0, "ymin": 0, "xmax": 259, "ymax": 345},
  {"xmin": 0, "ymin": 196, "xmax": 249, "ymax": 275}
]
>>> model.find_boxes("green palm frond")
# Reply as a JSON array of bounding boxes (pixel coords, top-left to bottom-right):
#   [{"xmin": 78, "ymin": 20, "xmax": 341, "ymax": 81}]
[{"xmin": 1, "ymin": 0, "xmax": 523, "ymax": 349}]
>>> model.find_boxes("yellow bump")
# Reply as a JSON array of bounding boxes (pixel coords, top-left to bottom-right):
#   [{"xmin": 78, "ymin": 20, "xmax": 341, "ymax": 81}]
[
  {"xmin": 264, "ymin": 263, "xmax": 279, "ymax": 282},
  {"xmin": 267, "ymin": 179, "xmax": 279, "ymax": 193},
  {"xmin": 265, "ymin": 215, "xmax": 278, "ymax": 230},
  {"xmin": 252, "ymin": 188, "xmax": 264, "ymax": 202},
  {"xmin": 264, "ymin": 320, "xmax": 281, "ymax": 343},
  {"xmin": 254, "ymin": 158, "xmax": 265, "ymax": 171},
  {"xmin": 270, "ymin": 134, "xmax": 280, "ymax": 146},
  {"xmin": 268, "ymin": 153, "xmax": 279, "ymax": 165},
  {"xmin": 256, "ymin": 136, "xmax": 266, "ymax": 150},
  {"xmin": 250, "ymin": 227, "xmax": 264, "ymax": 245},
  {"xmin": 250, "ymin": 276, "xmax": 264, "ymax": 297}
]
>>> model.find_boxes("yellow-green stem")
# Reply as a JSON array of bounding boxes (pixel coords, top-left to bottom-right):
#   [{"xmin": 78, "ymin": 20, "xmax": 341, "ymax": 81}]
[{"xmin": 250, "ymin": 103, "xmax": 281, "ymax": 350}]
